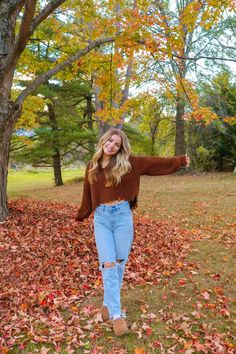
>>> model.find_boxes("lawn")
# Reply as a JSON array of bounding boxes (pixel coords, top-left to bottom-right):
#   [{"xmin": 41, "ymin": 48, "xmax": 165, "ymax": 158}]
[
  {"xmin": 3, "ymin": 171, "xmax": 236, "ymax": 353},
  {"xmin": 8, "ymin": 169, "xmax": 84, "ymax": 198}
]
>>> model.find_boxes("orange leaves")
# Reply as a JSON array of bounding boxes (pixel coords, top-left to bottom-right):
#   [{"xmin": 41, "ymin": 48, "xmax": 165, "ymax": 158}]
[
  {"xmin": 134, "ymin": 348, "xmax": 146, "ymax": 354},
  {"xmin": 0, "ymin": 348, "xmax": 9, "ymax": 354},
  {"xmin": 173, "ymin": 78, "xmax": 219, "ymax": 125},
  {"xmin": 190, "ymin": 107, "xmax": 218, "ymax": 124},
  {"xmin": 20, "ymin": 303, "xmax": 28, "ymax": 311},
  {"xmin": 205, "ymin": 303, "xmax": 216, "ymax": 309}
]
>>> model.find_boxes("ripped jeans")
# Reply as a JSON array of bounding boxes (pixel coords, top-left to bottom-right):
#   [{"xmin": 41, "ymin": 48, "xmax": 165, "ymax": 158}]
[{"xmin": 94, "ymin": 201, "xmax": 133, "ymax": 319}]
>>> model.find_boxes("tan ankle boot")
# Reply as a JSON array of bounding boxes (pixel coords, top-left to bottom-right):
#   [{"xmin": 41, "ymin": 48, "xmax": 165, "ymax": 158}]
[
  {"xmin": 113, "ymin": 317, "xmax": 129, "ymax": 336},
  {"xmin": 101, "ymin": 305, "xmax": 109, "ymax": 321}
]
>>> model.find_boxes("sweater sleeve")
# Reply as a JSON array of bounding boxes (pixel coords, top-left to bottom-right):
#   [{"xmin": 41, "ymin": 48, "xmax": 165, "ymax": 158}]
[
  {"xmin": 132, "ymin": 155, "xmax": 187, "ymax": 176},
  {"xmin": 75, "ymin": 163, "xmax": 93, "ymax": 221}
]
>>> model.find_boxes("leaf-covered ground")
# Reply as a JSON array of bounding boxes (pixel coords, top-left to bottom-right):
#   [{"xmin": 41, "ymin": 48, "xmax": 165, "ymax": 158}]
[
  {"xmin": 3, "ymin": 172, "xmax": 236, "ymax": 353},
  {"xmin": 0, "ymin": 199, "xmax": 194, "ymax": 353}
]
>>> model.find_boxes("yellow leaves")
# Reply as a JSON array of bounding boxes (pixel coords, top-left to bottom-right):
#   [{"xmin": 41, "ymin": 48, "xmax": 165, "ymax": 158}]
[
  {"xmin": 164, "ymin": 87, "xmax": 176, "ymax": 103},
  {"xmin": 199, "ymin": 0, "xmax": 235, "ymax": 30},
  {"xmin": 70, "ymin": 306, "xmax": 79, "ymax": 312},
  {"xmin": 15, "ymin": 95, "xmax": 45, "ymax": 130},
  {"xmin": 204, "ymin": 22, "xmax": 213, "ymax": 31},
  {"xmin": 176, "ymin": 78, "xmax": 199, "ymax": 109},
  {"xmin": 223, "ymin": 116, "xmax": 236, "ymax": 125},
  {"xmin": 180, "ymin": 1, "xmax": 202, "ymax": 33},
  {"xmin": 95, "ymin": 106, "xmax": 123, "ymax": 125}
]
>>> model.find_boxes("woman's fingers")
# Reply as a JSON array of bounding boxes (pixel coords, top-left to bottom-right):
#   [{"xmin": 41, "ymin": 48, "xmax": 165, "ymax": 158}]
[{"xmin": 185, "ymin": 154, "xmax": 190, "ymax": 167}]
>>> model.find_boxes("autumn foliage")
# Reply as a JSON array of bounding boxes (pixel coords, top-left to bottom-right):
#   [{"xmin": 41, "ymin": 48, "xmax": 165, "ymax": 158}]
[{"xmin": 0, "ymin": 199, "xmax": 192, "ymax": 351}]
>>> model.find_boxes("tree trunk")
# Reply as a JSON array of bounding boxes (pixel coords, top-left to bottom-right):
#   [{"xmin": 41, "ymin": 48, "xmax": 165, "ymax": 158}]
[
  {"xmin": 0, "ymin": 100, "xmax": 19, "ymax": 220},
  {"xmin": 47, "ymin": 103, "xmax": 63, "ymax": 186},
  {"xmin": 52, "ymin": 151, "xmax": 63, "ymax": 186},
  {"xmin": 86, "ymin": 95, "xmax": 95, "ymax": 154},
  {"xmin": 174, "ymin": 93, "xmax": 186, "ymax": 156},
  {"xmin": 98, "ymin": 122, "xmax": 111, "ymax": 137},
  {"xmin": 0, "ymin": 126, "xmax": 11, "ymax": 220}
]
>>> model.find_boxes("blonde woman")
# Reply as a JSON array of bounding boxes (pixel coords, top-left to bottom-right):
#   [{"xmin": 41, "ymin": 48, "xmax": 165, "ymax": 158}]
[{"xmin": 75, "ymin": 128, "xmax": 190, "ymax": 336}]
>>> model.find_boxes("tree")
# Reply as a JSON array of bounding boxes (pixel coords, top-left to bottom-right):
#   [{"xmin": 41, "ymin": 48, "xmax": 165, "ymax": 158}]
[
  {"xmin": 0, "ymin": 0, "xmax": 118, "ymax": 220},
  {"xmin": 201, "ymin": 70, "xmax": 236, "ymax": 170},
  {"xmin": 132, "ymin": 0, "xmax": 235, "ymax": 155},
  {"xmin": 80, "ymin": 1, "xmax": 139, "ymax": 136},
  {"xmin": 128, "ymin": 93, "xmax": 175, "ymax": 156},
  {"xmin": 11, "ymin": 80, "xmax": 96, "ymax": 185}
]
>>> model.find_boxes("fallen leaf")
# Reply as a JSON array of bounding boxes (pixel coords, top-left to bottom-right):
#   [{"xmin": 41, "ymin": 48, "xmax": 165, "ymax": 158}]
[{"xmin": 135, "ymin": 348, "xmax": 145, "ymax": 354}]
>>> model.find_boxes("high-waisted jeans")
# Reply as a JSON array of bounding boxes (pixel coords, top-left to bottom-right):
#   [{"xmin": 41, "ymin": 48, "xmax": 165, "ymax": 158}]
[{"xmin": 94, "ymin": 201, "xmax": 133, "ymax": 319}]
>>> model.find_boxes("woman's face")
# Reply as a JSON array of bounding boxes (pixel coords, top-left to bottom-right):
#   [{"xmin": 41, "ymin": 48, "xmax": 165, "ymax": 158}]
[{"xmin": 102, "ymin": 134, "xmax": 122, "ymax": 157}]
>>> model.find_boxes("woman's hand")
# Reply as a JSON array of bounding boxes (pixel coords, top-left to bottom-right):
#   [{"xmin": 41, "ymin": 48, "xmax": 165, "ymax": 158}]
[{"xmin": 185, "ymin": 155, "xmax": 191, "ymax": 167}]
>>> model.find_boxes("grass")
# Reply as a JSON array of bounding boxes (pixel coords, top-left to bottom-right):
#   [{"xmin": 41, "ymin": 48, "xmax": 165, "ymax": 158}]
[
  {"xmin": 7, "ymin": 168, "xmax": 84, "ymax": 198},
  {"xmin": 7, "ymin": 171, "xmax": 236, "ymax": 353},
  {"xmin": 88, "ymin": 241, "xmax": 236, "ymax": 352}
]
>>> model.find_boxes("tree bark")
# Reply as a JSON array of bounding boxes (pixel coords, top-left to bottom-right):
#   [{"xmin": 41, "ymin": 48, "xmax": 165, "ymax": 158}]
[
  {"xmin": 174, "ymin": 92, "xmax": 186, "ymax": 156},
  {"xmin": 52, "ymin": 152, "xmax": 63, "ymax": 186},
  {"xmin": 85, "ymin": 94, "xmax": 95, "ymax": 154},
  {"xmin": 47, "ymin": 103, "xmax": 63, "ymax": 186},
  {"xmin": 0, "ymin": 99, "xmax": 20, "ymax": 220}
]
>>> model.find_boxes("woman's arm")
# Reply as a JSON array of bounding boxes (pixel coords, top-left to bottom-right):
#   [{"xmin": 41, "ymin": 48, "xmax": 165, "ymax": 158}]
[
  {"xmin": 75, "ymin": 163, "xmax": 93, "ymax": 221},
  {"xmin": 132, "ymin": 155, "xmax": 188, "ymax": 176}
]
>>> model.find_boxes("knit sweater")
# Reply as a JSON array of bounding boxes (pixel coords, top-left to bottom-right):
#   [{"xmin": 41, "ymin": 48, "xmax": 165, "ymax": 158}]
[{"xmin": 75, "ymin": 155, "xmax": 187, "ymax": 221}]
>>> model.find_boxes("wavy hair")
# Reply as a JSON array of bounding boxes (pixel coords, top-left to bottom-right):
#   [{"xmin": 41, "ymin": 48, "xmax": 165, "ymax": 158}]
[{"xmin": 88, "ymin": 128, "xmax": 131, "ymax": 187}]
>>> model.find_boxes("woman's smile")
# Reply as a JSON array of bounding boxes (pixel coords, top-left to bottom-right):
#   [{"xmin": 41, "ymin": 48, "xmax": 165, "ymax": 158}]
[{"xmin": 103, "ymin": 134, "xmax": 122, "ymax": 156}]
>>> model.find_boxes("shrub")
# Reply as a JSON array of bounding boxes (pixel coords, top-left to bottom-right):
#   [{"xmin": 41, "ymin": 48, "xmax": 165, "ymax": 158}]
[{"xmin": 192, "ymin": 146, "xmax": 217, "ymax": 172}]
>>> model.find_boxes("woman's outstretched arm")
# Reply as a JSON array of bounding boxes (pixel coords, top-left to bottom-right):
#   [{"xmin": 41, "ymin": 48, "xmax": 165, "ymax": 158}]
[{"xmin": 131, "ymin": 155, "xmax": 189, "ymax": 176}]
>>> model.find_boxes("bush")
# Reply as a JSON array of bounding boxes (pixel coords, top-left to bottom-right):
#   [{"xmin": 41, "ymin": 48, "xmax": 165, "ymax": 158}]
[
  {"xmin": 192, "ymin": 146, "xmax": 217, "ymax": 172},
  {"xmin": 65, "ymin": 176, "xmax": 84, "ymax": 184}
]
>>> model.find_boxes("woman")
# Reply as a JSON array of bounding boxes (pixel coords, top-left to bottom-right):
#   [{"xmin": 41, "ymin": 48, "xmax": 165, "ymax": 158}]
[{"xmin": 75, "ymin": 128, "xmax": 190, "ymax": 336}]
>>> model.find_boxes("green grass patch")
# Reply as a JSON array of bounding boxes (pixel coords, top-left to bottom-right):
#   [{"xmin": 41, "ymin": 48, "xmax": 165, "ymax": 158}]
[{"xmin": 8, "ymin": 168, "xmax": 85, "ymax": 198}]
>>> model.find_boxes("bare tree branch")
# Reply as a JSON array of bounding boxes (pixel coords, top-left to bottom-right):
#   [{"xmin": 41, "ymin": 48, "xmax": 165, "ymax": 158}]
[
  {"xmin": 172, "ymin": 53, "xmax": 236, "ymax": 63},
  {"xmin": 15, "ymin": 0, "xmax": 36, "ymax": 54},
  {"xmin": 215, "ymin": 38, "xmax": 236, "ymax": 51}
]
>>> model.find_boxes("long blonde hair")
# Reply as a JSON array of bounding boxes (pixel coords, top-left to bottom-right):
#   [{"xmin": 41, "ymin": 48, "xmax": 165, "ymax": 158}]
[{"xmin": 88, "ymin": 128, "xmax": 131, "ymax": 187}]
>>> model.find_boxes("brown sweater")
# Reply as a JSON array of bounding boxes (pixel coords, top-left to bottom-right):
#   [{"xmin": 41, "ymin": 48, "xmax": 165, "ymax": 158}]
[{"xmin": 76, "ymin": 155, "xmax": 187, "ymax": 221}]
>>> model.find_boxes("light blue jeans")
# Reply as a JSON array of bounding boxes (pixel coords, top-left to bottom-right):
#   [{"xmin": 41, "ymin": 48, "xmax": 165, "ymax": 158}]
[{"xmin": 94, "ymin": 201, "xmax": 133, "ymax": 319}]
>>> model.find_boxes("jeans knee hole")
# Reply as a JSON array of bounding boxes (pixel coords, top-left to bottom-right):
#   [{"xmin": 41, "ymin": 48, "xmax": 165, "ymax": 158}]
[
  {"xmin": 116, "ymin": 259, "xmax": 125, "ymax": 264},
  {"xmin": 102, "ymin": 262, "xmax": 116, "ymax": 269}
]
